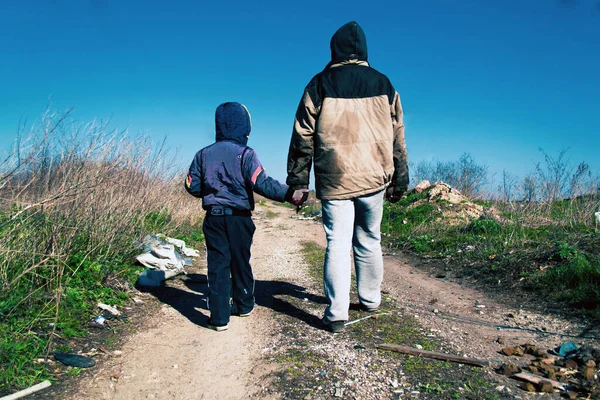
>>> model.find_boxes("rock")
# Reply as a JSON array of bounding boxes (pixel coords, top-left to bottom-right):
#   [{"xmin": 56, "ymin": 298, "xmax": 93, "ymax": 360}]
[
  {"xmin": 539, "ymin": 382, "xmax": 554, "ymax": 393},
  {"xmin": 582, "ymin": 366, "xmax": 595, "ymax": 381},
  {"xmin": 520, "ymin": 382, "xmax": 536, "ymax": 392},
  {"xmin": 513, "ymin": 346, "xmax": 525, "ymax": 357},
  {"xmin": 497, "ymin": 337, "xmax": 505, "ymax": 345},
  {"xmin": 585, "ymin": 360, "xmax": 596, "ymax": 368},
  {"xmin": 414, "ymin": 180, "xmax": 431, "ymax": 193},
  {"xmin": 563, "ymin": 392, "xmax": 578, "ymax": 399},
  {"xmin": 502, "ymin": 347, "xmax": 516, "ymax": 356},
  {"xmin": 498, "ymin": 363, "xmax": 521, "ymax": 376},
  {"xmin": 566, "ymin": 360, "xmax": 578, "ymax": 370}
]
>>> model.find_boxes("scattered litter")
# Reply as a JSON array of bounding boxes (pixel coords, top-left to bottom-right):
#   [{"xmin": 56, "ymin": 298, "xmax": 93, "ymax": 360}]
[
  {"xmin": 161, "ymin": 235, "xmax": 200, "ymax": 257},
  {"xmin": 93, "ymin": 316, "xmax": 106, "ymax": 325},
  {"xmin": 173, "ymin": 364, "xmax": 179, "ymax": 369},
  {"xmin": 334, "ymin": 387, "xmax": 344, "ymax": 397},
  {"xmin": 550, "ymin": 341, "xmax": 579, "ymax": 357},
  {"xmin": 132, "ymin": 297, "xmax": 144, "ymax": 304},
  {"xmin": 97, "ymin": 303, "xmax": 121, "ymax": 316},
  {"xmin": 135, "ymin": 234, "xmax": 199, "ymax": 287},
  {"xmin": 53, "ymin": 352, "xmax": 96, "ymax": 368},
  {"xmin": 415, "ymin": 344, "xmax": 423, "ymax": 350},
  {"xmin": 497, "ymin": 342, "xmax": 600, "ymax": 395}
]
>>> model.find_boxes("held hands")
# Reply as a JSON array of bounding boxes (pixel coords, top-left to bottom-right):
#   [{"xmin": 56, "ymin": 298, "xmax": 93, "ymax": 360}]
[
  {"xmin": 386, "ymin": 187, "xmax": 405, "ymax": 204},
  {"xmin": 285, "ymin": 188, "xmax": 309, "ymax": 207}
]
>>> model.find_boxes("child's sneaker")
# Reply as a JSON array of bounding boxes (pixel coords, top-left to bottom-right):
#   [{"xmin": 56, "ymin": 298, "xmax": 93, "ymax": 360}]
[
  {"xmin": 231, "ymin": 303, "xmax": 253, "ymax": 317},
  {"xmin": 322, "ymin": 317, "xmax": 345, "ymax": 333},
  {"xmin": 207, "ymin": 319, "xmax": 228, "ymax": 331}
]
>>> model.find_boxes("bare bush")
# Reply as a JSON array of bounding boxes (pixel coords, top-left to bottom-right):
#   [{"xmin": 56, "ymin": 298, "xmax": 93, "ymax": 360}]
[
  {"xmin": 0, "ymin": 110, "xmax": 203, "ymax": 345},
  {"xmin": 411, "ymin": 153, "xmax": 488, "ymax": 197}
]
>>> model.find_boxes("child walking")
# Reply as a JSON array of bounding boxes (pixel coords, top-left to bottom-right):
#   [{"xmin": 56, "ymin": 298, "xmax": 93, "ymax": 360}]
[{"xmin": 185, "ymin": 102, "xmax": 306, "ymax": 331}]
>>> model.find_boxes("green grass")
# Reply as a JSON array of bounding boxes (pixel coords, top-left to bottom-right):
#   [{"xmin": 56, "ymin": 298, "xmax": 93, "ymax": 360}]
[
  {"xmin": 0, "ymin": 209, "xmax": 204, "ymax": 394},
  {"xmin": 381, "ymin": 191, "xmax": 600, "ymax": 316}
]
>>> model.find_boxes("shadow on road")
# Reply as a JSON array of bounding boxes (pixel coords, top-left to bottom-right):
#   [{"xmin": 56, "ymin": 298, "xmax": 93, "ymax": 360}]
[{"xmin": 140, "ymin": 274, "xmax": 328, "ymax": 330}]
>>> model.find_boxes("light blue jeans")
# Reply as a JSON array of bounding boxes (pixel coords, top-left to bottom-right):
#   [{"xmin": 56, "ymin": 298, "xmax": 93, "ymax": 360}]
[{"xmin": 321, "ymin": 190, "xmax": 384, "ymax": 322}]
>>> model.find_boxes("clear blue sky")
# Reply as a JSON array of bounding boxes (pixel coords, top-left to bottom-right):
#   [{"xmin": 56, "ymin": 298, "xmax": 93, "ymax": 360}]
[{"xmin": 1, "ymin": 0, "xmax": 599, "ymax": 186}]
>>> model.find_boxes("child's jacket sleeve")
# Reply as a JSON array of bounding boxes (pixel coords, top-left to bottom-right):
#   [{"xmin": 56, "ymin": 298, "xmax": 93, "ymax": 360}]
[
  {"xmin": 243, "ymin": 149, "xmax": 288, "ymax": 202},
  {"xmin": 185, "ymin": 150, "xmax": 203, "ymax": 198}
]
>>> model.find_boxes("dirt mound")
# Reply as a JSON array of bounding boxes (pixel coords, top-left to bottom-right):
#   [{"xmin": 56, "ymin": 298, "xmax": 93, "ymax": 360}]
[{"xmin": 409, "ymin": 181, "xmax": 485, "ymax": 224}]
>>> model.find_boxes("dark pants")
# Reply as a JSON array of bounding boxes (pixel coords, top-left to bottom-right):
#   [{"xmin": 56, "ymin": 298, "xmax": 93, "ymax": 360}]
[{"xmin": 202, "ymin": 214, "xmax": 256, "ymax": 326}]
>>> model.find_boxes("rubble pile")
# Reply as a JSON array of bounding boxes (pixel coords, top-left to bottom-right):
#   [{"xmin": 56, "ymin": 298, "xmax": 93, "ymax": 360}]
[
  {"xmin": 496, "ymin": 342, "xmax": 600, "ymax": 398},
  {"xmin": 408, "ymin": 181, "xmax": 485, "ymax": 224}
]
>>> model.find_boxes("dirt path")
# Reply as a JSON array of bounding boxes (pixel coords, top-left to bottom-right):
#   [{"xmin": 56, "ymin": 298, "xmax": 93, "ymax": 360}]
[{"xmin": 65, "ymin": 203, "xmax": 599, "ymax": 400}]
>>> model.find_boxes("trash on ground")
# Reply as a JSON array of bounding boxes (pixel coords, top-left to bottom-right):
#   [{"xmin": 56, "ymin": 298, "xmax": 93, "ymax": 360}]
[
  {"xmin": 135, "ymin": 234, "xmax": 199, "ymax": 287},
  {"xmin": 550, "ymin": 341, "xmax": 579, "ymax": 357},
  {"xmin": 496, "ymin": 342, "xmax": 599, "ymax": 396},
  {"xmin": 53, "ymin": 352, "xmax": 96, "ymax": 368},
  {"xmin": 97, "ymin": 303, "xmax": 121, "ymax": 316},
  {"xmin": 93, "ymin": 316, "xmax": 106, "ymax": 325}
]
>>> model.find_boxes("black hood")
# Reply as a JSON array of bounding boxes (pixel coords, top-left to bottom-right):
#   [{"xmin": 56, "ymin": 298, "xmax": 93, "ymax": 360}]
[
  {"xmin": 329, "ymin": 21, "xmax": 368, "ymax": 65},
  {"xmin": 215, "ymin": 102, "xmax": 251, "ymax": 146}
]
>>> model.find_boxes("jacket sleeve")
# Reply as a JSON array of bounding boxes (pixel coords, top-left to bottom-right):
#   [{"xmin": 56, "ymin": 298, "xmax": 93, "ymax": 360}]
[
  {"xmin": 184, "ymin": 151, "xmax": 203, "ymax": 198},
  {"xmin": 243, "ymin": 149, "xmax": 288, "ymax": 202},
  {"xmin": 390, "ymin": 91, "xmax": 409, "ymax": 192},
  {"xmin": 286, "ymin": 86, "xmax": 319, "ymax": 190}
]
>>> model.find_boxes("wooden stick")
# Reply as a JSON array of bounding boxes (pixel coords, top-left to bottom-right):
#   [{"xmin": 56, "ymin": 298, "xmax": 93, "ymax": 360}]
[
  {"xmin": 376, "ymin": 344, "xmax": 488, "ymax": 367},
  {"xmin": 0, "ymin": 380, "xmax": 51, "ymax": 400},
  {"xmin": 513, "ymin": 372, "xmax": 565, "ymax": 390}
]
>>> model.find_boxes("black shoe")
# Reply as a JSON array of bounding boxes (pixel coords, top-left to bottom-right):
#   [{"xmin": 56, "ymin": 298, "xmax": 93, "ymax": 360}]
[
  {"xmin": 206, "ymin": 319, "xmax": 228, "ymax": 331},
  {"xmin": 231, "ymin": 303, "xmax": 253, "ymax": 317},
  {"xmin": 322, "ymin": 317, "xmax": 345, "ymax": 333},
  {"xmin": 359, "ymin": 303, "xmax": 380, "ymax": 313}
]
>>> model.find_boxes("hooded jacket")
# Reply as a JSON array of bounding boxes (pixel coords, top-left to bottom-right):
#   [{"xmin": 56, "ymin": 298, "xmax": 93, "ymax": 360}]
[
  {"xmin": 287, "ymin": 21, "xmax": 409, "ymax": 200},
  {"xmin": 185, "ymin": 102, "xmax": 288, "ymax": 210}
]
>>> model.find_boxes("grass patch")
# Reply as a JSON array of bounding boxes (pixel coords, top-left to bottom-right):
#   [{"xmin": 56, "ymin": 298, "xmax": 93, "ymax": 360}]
[
  {"xmin": 381, "ymin": 189, "xmax": 600, "ymax": 316},
  {"xmin": 266, "ymin": 210, "xmax": 279, "ymax": 218}
]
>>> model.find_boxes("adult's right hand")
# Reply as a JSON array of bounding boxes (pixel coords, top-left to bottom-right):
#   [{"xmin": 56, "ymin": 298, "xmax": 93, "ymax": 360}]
[{"xmin": 386, "ymin": 187, "xmax": 404, "ymax": 204}]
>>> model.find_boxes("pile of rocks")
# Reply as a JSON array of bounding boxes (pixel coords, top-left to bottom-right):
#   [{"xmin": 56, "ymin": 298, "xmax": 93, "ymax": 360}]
[
  {"xmin": 409, "ymin": 181, "xmax": 485, "ymax": 224},
  {"xmin": 497, "ymin": 342, "xmax": 599, "ymax": 398}
]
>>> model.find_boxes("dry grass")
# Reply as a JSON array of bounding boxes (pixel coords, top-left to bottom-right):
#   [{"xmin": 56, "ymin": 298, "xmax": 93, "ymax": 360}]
[{"xmin": 0, "ymin": 109, "xmax": 203, "ymax": 391}]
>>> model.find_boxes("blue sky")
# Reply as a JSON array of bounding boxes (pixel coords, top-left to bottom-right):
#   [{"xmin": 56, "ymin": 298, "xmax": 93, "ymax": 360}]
[{"xmin": 1, "ymin": 0, "xmax": 599, "ymax": 187}]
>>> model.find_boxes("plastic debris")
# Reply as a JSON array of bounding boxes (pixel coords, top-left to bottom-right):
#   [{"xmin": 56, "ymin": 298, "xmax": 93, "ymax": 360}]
[
  {"xmin": 98, "ymin": 303, "xmax": 121, "ymax": 316},
  {"xmin": 93, "ymin": 316, "xmax": 106, "ymax": 325},
  {"xmin": 53, "ymin": 352, "xmax": 96, "ymax": 368},
  {"xmin": 549, "ymin": 341, "xmax": 579, "ymax": 357},
  {"xmin": 135, "ymin": 234, "xmax": 199, "ymax": 287}
]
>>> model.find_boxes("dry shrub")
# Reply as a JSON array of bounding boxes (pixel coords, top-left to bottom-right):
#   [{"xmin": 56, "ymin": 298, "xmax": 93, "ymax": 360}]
[{"xmin": 0, "ymin": 109, "xmax": 203, "ymax": 349}]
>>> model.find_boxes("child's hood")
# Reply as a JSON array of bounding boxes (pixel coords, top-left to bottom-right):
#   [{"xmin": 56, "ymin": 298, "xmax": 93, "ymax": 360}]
[{"xmin": 215, "ymin": 102, "xmax": 251, "ymax": 146}]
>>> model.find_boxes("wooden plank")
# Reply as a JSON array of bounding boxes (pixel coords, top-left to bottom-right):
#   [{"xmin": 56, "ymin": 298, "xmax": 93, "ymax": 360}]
[
  {"xmin": 376, "ymin": 344, "xmax": 488, "ymax": 367},
  {"xmin": 513, "ymin": 372, "xmax": 565, "ymax": 390}
]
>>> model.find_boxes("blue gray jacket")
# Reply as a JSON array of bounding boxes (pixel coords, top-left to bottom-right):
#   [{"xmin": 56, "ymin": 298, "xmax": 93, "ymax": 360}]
[{"xmin": 185, "ymin": 102, "xmax": 288, "ymax": 210}]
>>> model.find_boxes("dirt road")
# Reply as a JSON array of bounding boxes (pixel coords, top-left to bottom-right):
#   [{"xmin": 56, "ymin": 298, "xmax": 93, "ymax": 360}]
[{"xmin": 66, "ymin": 203, "xmax": 599, "ymax": 400}]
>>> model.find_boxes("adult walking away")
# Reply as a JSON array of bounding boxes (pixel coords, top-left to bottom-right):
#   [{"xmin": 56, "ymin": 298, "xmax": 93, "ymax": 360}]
[
  {"xmin": 286, "ymin": 21, "xmax": 409, "ymax": 333},
  {"xmin": 186, "ymin": 102, "xmax": 307, "ymax": 331}
]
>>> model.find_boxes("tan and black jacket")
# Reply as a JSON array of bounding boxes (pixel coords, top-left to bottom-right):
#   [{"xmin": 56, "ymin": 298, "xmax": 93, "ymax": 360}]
[{"xmin": 287, "ymin": 21, "xmax": 409, "ymax": 200}]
